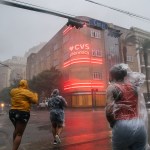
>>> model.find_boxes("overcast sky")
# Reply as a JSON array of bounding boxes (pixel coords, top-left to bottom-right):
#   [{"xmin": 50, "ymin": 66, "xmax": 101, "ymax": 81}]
[{"xmin": 0, "ymin": 0, "xmax": 150, "ymax": 61}]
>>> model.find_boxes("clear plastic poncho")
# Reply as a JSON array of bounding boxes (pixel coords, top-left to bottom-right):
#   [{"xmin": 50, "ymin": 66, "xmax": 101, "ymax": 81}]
[{"xmin": 105, "ymin": 63, "xmax": 149, "ymax": 150}]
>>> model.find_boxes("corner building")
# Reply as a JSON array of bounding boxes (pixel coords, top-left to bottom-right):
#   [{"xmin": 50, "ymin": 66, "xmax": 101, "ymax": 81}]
[{"xmin": 27, "ymin": 17, "xmax": 126, "ymax": 107}]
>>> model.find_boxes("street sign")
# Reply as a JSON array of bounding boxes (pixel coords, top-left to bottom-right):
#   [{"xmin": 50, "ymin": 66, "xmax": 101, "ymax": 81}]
[{"xmin": 89, "ymin": 19, "xmax": 108, "ymax": 30}]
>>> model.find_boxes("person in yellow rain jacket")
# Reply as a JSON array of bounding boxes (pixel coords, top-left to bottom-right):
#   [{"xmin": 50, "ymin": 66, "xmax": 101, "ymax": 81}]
[{"xmin": 9, "ymin": 79, "xmax": 38, "ymax": 150}]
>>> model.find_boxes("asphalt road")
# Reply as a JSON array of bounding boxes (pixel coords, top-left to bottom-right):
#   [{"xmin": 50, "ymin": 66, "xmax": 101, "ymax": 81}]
[
  {"xmin": 0, "ymin": 108, "xmax": 111, "ymax": 150},
  {"xmin": 0, "ymin": 108, "xmax": 150, "ymax": 150}
]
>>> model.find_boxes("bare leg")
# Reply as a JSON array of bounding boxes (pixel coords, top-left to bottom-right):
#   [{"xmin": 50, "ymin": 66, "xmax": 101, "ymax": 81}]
[
  {"xmin": 13, "ymin": 130, "xmax": 17, "ymax": 142},
  {"xmin": 56, "ymin": 126, "xmax": 63, "ymax": 137},
  {"xmin": 51, "ymin": 126, "xmax": 56, "ymax": 138},
  {"xmin": 54, "ymin": 126, "xmax": 63, "ymax": 143},
  {"xmin": 12, "ymin": 122, "xmax": 27, "ymax": 150},
  {"xmin": 51, "ymin": 122, "xmax": 57, "ymax": 141}
]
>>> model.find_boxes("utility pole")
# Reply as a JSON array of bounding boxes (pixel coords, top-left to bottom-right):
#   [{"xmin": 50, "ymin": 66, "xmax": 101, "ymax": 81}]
[{"xmin": 0, "ymin": 0, "xmax": 89, "ymax": 25}]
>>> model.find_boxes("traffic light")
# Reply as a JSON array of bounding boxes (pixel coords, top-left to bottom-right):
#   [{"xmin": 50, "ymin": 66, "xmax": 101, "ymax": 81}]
[{"xmin": 66, "ymin": 19, "xmax": 84, "ymax": 29}]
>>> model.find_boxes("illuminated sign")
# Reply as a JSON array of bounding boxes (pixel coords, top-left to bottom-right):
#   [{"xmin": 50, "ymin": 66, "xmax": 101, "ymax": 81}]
[
  {"xmin": 69, "ymin": 44, "xmax": 89, "ymax": 51},
  {"xmin": 63, "ymin": 58, "xmax": 103, "ymax": 68},
  {"xmin": 63, "ymin": 26, "xmax": 73, "ymax": 35},
  {"xmin": 69, "ymin": 43, "xmax": 90, "ymax": 57},
  {"xmin": 64, "ymin": 81, "xmax": 104, "ymax": 90},
  {"xmin": 70, "ymin": 51, "xmax": 89, "ymax": 57}
]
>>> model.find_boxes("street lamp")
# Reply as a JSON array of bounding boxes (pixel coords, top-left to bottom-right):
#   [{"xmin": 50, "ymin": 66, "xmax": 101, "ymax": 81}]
[
  {"xmin": 0, "ymin": 62, "xmax": 11, "ymax": 69},
  {"xmin": 0, "ymin": 103, "xmax": 5, "ymax": 113}
]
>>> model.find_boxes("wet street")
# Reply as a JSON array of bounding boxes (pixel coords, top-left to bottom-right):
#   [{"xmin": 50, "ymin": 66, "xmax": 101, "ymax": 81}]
[
  {"xmin": 0, "ymin": 108, "xmax": 150, "ymax": 150},
  {"xmin": 0, "ymin": 108, "xmax": 111, "ymax": 150}
]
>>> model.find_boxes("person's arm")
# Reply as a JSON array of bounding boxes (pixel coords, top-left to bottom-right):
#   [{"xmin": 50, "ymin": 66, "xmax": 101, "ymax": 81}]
[
  {"xmin": 105, "ymin": 85, "xmax": 116, "ymax": 128},
  {"xmin": 106, "ymin": 85, "xmax": 115, "ymax": 105},
  {"xmin": 48, "ymin": 98, "xmax": 52, "ymax": 108},
  {"xmin": 24, "ymin": 90, "xmax": 38, "ymax": 104},
  {"xmin": 63, "ymin": 98, "xmax": 68, "ymax": 107},
  {"xmin": 59, "ymin": 96, "xmax": 67, "ymax": 107}
]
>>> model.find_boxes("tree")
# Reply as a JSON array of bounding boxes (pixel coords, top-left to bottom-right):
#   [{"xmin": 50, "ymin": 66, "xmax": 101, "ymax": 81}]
[
  {"xmin": 0, "ymin": 87, "xmax": 11, "ymax": 103},
  {"xmin": 0, "ymin": 78, "xmax": 20, "ymax": 103},
  {"xmin": 29, "ymin": 67, "xmax": 63, "ymax": 99},
  {"xmin": 0, "ymin": 68, "xmax": 63, "ymax": 103}
]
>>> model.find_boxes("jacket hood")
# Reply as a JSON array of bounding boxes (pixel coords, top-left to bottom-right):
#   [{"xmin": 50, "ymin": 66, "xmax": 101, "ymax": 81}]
[
  {"xmin": 19, "ymin": 80, "xmax": 28, "ymax": 89},
  {"xmin": 51, "ymin": 89, "xmax": 59, "ymax": 97}
]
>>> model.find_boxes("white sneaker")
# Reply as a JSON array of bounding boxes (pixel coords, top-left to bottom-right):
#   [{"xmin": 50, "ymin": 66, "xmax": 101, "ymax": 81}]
[
  {"xmin": 55, "ymin": 135, "xmax": 61, "ymax": 143},
  {"xmin": 53, "ymin": 140, "xmax": 57, "ymax": 145}
]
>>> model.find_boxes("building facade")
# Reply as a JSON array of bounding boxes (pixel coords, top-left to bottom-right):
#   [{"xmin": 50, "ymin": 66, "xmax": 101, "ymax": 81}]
[
  {"xmin": 130, "ymin": 27, "xmax": 150, "ymax": 94},
  {"xmin": 0, "ymin": 56, "xmax": 26, "ymax": 91},
  {"xmin": 0, "ymin": 65, "xmax": 11, "ymax": 91},
  {"xmin": 26, "ymin": 17, "xmax": 150, "ymax": 107}
]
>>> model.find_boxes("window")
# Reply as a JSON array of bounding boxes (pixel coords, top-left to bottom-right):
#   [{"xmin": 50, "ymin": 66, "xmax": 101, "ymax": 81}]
[
  {"xmin": 31, "ymin": 55, "xmax": 35, "ymax": 58},
  {"xmin": 54, "ymin": 44, "xmax": 59, "ymax": 51},
  {"xmin": 141, "ymin": 67, "xmax": 145, "ymax": 74},
  {"xmin": 92, "ymin": 50, "xmax": 103, "ymax": 57},
  {"xmin": 63, "ymin": 52, "xmax": 70, "ymax": 61},
  {"xmin": 63, "ymin": 35, "xmax": 70, "ymax": 44},
  {"xmin": 93, "ymin": 72, "xmax": 102, "ymax": 80},
  {"xmin": 40, "ymin": 56, "xmax": 44, "ymax": 62},
  {"xmin": 127, "ymin": 56, "xmax": 134, "ymax": 62},
  {"xmin": 91, "ymin": 30, "xmax": 101, "ymax": 39},
  {"xmin": 53, "ymin": 59, "xmax": 59, "ymax": 66},
  {"xmin": 46, "ymin": 50, "xmax": 50, "ymax": 57},
  {"xmin": 63, "ymin": 71, "xmax": 69, "ymax": 81}
]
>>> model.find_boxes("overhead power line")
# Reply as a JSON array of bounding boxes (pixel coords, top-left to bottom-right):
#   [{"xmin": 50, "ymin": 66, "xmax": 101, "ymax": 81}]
[
  {"xmin": 85, "ymin": 0, "xmax": 150, "ymax": 22},
  {"xmin": 0, "ymin": 0, "xmax": 89, "ymax": 23}
]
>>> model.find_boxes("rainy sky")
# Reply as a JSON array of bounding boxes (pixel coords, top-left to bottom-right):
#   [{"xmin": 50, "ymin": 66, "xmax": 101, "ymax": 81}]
[{"xmin": 0, "ymin": 0, "xmax": 150, "ymax": 61}]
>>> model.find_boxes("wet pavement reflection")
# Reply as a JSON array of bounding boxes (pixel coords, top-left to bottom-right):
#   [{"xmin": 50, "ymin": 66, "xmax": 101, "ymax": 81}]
[{"xmin": 0, "ymin": 108, "xmax": 111, "ymax": 150}]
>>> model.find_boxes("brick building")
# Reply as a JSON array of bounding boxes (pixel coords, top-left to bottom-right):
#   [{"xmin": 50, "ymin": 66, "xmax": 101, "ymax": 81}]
[{"xmin": 26, "ymin": 17, "xmax": 150, "ymax": 107}]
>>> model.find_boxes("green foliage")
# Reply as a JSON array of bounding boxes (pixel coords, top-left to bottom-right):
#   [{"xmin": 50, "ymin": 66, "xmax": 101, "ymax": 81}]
[
  {"xmin": 29, "ymin": 67, "xmax": 63, "ymax": 98},
  {"xmin": 142, "ymin": 39, "xmax": 150, "ymax": 51},
  {"xmin": 0, "ymin": 87, "xmax": 11, "ymax": 103},
  {"xmin": 0, "ymin": 68, "xmax": 62, "ymax": 103},
  {"xmin": 0, "ymin": 78, "xmax": 20, "ymax": 103},
  {"xmin": 10, "ymin": 79, "xmax": 20, "ymax": 88}
]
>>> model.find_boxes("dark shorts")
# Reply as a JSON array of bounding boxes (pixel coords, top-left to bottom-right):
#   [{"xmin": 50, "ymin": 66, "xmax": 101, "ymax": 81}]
[
  {"xmin": 50, "ymin": 109, "xmax": 65, "ymax": 127},
  {"xmin": 9, "ymin": 109, "xmax": 30, "ymax": 126}
]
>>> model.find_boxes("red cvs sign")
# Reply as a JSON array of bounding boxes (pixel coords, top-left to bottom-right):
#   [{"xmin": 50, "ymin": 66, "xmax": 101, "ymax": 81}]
[
  {"xmin": 69, "ymin": 44, "xmax": 89, "ymax": 51},
  {"xmin": 69, "ymin": 44, "xmax": 90, "ymax": 57}
]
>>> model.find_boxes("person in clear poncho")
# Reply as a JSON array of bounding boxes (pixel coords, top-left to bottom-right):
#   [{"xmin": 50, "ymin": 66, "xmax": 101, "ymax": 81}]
[
  {"xmin": 48, "ymin": 89, "xmax": 67, "ymax": 145},
  {"xmin": 105, "ymin": 63, "xmax": 149, "ymax": 150}
]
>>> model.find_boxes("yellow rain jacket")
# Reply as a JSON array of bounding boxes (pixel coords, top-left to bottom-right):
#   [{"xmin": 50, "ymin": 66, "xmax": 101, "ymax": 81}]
[{"xmin": 10, "ymin": 80, "xmax": 38, "ymax": 112}]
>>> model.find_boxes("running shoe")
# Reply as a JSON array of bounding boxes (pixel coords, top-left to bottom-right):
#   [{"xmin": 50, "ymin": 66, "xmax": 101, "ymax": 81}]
[
  {"xmin": 53, "ymin": 139, "xmax": 57, "ymax": 145},
  {"xmin": 55, "ymin": 135, "xmax": 61, "ymax": 143}
]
